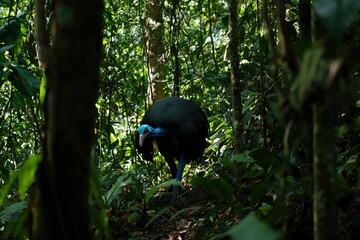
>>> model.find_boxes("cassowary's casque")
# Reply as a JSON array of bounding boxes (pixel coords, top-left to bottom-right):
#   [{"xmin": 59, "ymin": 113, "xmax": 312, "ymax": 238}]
[{"xmin": 136, "ymin": 97, "xmax": 209, "ymax": 203}]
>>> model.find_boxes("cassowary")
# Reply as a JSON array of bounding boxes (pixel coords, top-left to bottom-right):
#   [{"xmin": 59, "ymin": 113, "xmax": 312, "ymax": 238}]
[{"xmin": 136, "ymin": 97, "xmax": 209, "ymax": 203}]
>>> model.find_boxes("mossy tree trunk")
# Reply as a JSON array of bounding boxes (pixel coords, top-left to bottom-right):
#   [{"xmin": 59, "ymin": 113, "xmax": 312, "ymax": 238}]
[
  {"xmin": 312, "ymin": 94, "xmax": 337, "ymax": 240},
  {"xmin": 31, "ymin": 0, "xmax": 104, "ymax": 239},
  {"xmin": 144, "ymin": 0, "xmax": 166, "ymax": 103},
  {"xmin": 228, "ymin": 0, "xmax": 243, "ymax": 154},
  {"xmin": 311, "ymin": 14, "xmax": 338, "ymax": 240}
]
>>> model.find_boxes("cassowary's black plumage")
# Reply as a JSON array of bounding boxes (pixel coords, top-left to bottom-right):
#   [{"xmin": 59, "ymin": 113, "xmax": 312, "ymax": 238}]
[{"xmin": 136, "ymin": 97, "xmax": 209, "ymax": 203}]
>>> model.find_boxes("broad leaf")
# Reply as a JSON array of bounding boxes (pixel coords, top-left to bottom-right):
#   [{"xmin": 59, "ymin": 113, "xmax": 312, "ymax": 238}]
[
  {"xmin": 314, "ymin": 0, "xmax": 360, "ymax": 39},
  {"xmin": 0, "ymin": 171, "xmax": 19, "ymax": 207},
  {"xmin": 191, "ymin": 176, "xmax": 233, "ymax": 202},
  {"xmin": 145, "ymin": 179, "xmax": 181, "ymax": 204},
  {"xmin": 0, "ymin": 0, "xmax": 11, "ymax": 7},
  {"xmin": 226, "ymin": 214, "xmax": 280, "ymax": 240},
  {"xmin": 9, "ymin": 66, "xmax": 40, "ymax": 97},
  {"xmin": 18, "ymin": 154, "xmax": 42, "ymax": 200},
  {"xmin": 290, "ymin": 47, "xmax": 327, "ymax": 111},
  {"xmin": 0, "ymin": 44, "xmax": 14, "ymax": 53},
  {"xmin": 0, "ymin": 19, "xmax": 21, "ymax": 44},
  {"xmin": 0, "ymin": 201, "xmax": 28, "ymax": 223},
  {"xmin": 249, "ymin": 149, "xmax": 282, "ymax": 173},
  {"xmin": 145, "ymin": 206, "xmax": 171, "ymax": 228}
]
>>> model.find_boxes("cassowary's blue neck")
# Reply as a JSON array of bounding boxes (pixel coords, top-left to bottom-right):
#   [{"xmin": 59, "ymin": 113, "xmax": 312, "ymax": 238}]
[
  {"xmin": 138, "ymin": 124, "xmax": 169, "ymax": 138},
  {"xmin": 150, "ymin": 127, "xmax": 168, "ymax": 137}
]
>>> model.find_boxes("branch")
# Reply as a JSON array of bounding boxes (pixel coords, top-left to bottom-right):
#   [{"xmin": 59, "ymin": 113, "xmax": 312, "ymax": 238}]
[{"xmin": 34, "ymin": 0, "xmax": 51, "ymax": 70}]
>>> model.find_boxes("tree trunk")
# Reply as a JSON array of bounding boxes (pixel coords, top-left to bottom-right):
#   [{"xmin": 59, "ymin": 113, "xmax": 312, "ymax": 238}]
[
  {"xmin": 276, "ymin": 0, "xmax": 299, "ymax": 75},
  {"xmin": 31, "ymin": 0, "xmax": 104, "ymax": 239},
  {"xmin": 170, "ymin": 0, "xmax": 180, "ymax": 97},
  {"xmin": 312, "ymin": 12, "xmax": 338, "ymax": 240},
  {"xmin": 298, "ymin": 0, "xmax": 311, "ymax": 44},
  {"xmin": 228, "ymin": 0, "xmax": 243, "ymax": 154},
  {"xmin": 144, "ymin": 0, "xmax": 166, "ymax": 103},
  {"xmin": 34, "ymin": 0, "xmax": 51, "ymax": 70},
  {"xmin": 313, "ymin": 96, "xmax": 337, "ymax": 240}
]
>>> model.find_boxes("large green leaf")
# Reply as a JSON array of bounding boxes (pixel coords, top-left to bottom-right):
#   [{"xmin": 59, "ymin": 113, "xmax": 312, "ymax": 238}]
[
  {"xmin": 0, "ymin": 201, "xmax": 28, "ymax": 223},
  {"xmin": 0, "ymin": 171, "xmax": 19, "ymax": 207},
  {"xmin": 250, "ymin": 182, "xmax": 270, "ymax": 207},
  {"xmin": 290, "ymin": 47, "xmax": 327, "ymax": 111},
  {"xmin": 314, "ymin": 0, "xmax": 360, "ymax": 39},
  {"xmin": 103, "ymin": 173, "xmax": 132, "ymax": 206},
  {"xmin": 0, "ymin": 19, "xmax": 21, "ymax": 44},
  {"xmin": 0, "ymin": 0, "xmax": 10, "ymax": 7},
  {"xmin": 0, "ymin": 44, "xmax": 14, "ymax": 53},
  {"xmin": 145, "ymin": 206, "xmax": 171, "ymax": 229},
  {"xmin": 249, "ymin": 149, "xmax": 282, "ymax": 173},
  {"xmin": 226, "ymin": 214, "xmax": 280, "ymax": 240},
  {"xmin": 9, "ymin": 66, "xmax": 40, "ymax": 97},
  {"xmin": 18, "ymin": 155, "xmax": 42, "ymax": 200},
  {"xmin": 145, "ymin": 179, "xmax": 181, "ymax": 204},
  {"xmin": 191, "ymin": 176, "xmax": 233, "ymax": 202}
]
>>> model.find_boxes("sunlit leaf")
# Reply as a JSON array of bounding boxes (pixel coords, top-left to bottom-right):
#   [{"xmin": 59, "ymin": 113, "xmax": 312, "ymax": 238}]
[
  {"xmin": 18, "ymin": 154, "xmax": 42, "ymax": 200},
  {"xmin": 0, "ymin": 171, "xmax": 19, "ymax": 207},
  {"xmin": 39, "ymin": 72, "xmax": 47, "ymax": 104}
]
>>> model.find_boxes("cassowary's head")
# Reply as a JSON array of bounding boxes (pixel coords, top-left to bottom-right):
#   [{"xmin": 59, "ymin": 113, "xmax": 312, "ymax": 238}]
[
  {"xmin": 138, "ymin": 124, "xmax": 154, "ymax": 147},
  {"xmin": 138, "ymin": 124, "xmax": 168, "ymax": 147}
]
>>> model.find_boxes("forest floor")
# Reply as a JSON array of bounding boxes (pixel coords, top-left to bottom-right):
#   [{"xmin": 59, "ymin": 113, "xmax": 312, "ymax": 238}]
[
  {"xmin": 109, "ymin": 182, "xmax": 360, "ymax": 240},
  {"xmin": 110, "ymin": 185, "xmax": 235, "ymax": 240}
]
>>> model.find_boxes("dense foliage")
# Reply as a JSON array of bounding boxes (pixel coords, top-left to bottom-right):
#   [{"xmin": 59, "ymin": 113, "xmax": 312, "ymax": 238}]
[{"xmin": 0, "ymin": 0, "xmax": 359, "ymax": 239}]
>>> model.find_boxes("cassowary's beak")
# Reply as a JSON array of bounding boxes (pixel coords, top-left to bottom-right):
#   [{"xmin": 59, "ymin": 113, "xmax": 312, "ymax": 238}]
[{"xmin": 139, "ymin": 133, "xmax": 149, "ymax": 147}]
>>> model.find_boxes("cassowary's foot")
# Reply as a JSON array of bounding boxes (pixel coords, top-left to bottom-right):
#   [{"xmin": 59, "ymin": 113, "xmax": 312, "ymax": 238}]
[{"xmin": 170, "ymin": 185, "xmax": 181, "ymax": 204}]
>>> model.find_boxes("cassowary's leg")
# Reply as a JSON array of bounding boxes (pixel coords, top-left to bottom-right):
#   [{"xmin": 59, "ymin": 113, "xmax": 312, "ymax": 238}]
[
  {"xmin": 171, "ymin": 156, "xmax": 187, "ymax": 204},
  {"xmin": 164, "ymin": 155, "xmax": 177, "ymax": 179}
]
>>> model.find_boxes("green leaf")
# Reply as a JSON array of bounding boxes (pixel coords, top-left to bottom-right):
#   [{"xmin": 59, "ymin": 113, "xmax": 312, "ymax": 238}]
[
  {"xmin": 268, "ymin": 100, "xmax": 285, "ymax": 128},
  {"xmin": 18, "ymin": 154, "xmax": 42, "ymax": 200},
  {"xmin": 9, "ymin": 66, "xmax": 40, "ymax": 97},
  {"xmin": 145, "ymin": 206, "xmax": 171, "ymax": 228},
  {"xmin": 334, "ymin": 173, "xmax": 350, "ymax": 200},
  {"xmin": 0, "ymin": 201, "xmax": 28, "ymax": 223},
  {"xmin": 191, "ymin": 176, "xmax": 233, "ymax": 202},
  {"xmin": 290, "ymin": 47, "xmax": 326, "ymax": 111},
  {"xmin": 0, "ymin": 171, "xmax": 19, "ymax": 207},
  {"xmin": 0, "ymin": 0, "xmax": 10, "ymax": 7},
  {"xmin": 145, "ymin": 179, "xmax": 181, "ymax": 204},
  {"xmin": 0, "ymin": 44, "xmax": 14, "ymax": 53},
  {"xmin": 226, "ymin": 214, "xmax": 280, "ymax": 240},
  {"xmin": 250, "ymin": 182, "xmax": 269, "ymax": 207},
  {"xmin": 314, "ymin": 0, "xmax": 360, "ymax": 39},
  {"xmin": 39, "ymin": 72, "xmax": 47, "ymax": 104},
  {"xmin": 103, "ymin": 174, "xmax": 131, "ymax": 205},
  {"xmin": 249, "ymin": 149, "xmax": 282, "ymax": 172},
  {"xmin": 0, "ymin": 19, "xmax": 21, "ymax": 44}
]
